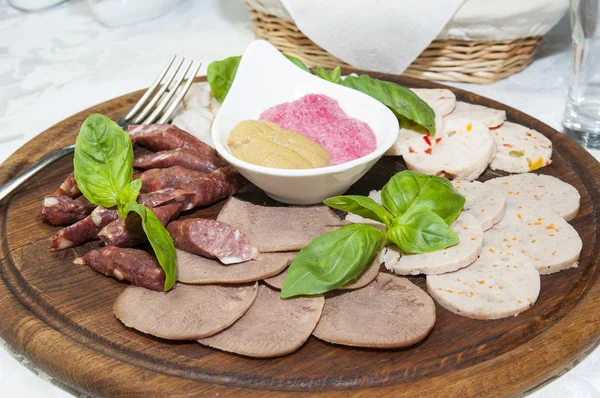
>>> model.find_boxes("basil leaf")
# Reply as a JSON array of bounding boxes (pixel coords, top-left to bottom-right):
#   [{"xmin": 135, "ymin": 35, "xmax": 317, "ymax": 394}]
[
  {"xmin": 117, "ymin": 179, "xmax": 142, "ymax": 217},
  {"xmin": 324, "ymin": 195, "xmax": 392, "ymax": 225},
  {"xmin": 74, "ymin": 114, "xmax": 134, "ymax": 209},
  {"xmin": 284, "ymin": 54, "xmax": 310, "ymax": 72},
  {"xmin": 381, "ymin": 171, "xmax": 465, "ymax": 225},
  {"xmin": 387, "ymin": 206, "xmax": 459, "ymax": 254},
  {"xmin": 125, "ymin": 201, "xmax": 177, "ymax": 291},
  {"xmin": 341, "ymin": 74, "xmax": 436, "ymax": 135},
  {"xmin": 315, "ymin": 66, "xmax": 341, "ymax": 84},
  {"xmin": 281, "ymin": 224, "xmax": 385, "ymax": 298},
  {"xmin": 207, "ymin": 55, "xmax": 241, "ymax": 103}
]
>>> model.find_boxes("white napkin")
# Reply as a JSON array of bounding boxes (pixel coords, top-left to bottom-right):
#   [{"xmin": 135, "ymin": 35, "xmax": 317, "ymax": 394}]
[{"xmin": 280, "ymin": 0, "xmax": 465, "ymax": 74}]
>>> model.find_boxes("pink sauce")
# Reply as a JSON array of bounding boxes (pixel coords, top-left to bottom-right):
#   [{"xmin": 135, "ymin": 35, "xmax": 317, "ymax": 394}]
[{"xmin": 259, "ymin": 94, "xmax": 377, "ymax": 165}]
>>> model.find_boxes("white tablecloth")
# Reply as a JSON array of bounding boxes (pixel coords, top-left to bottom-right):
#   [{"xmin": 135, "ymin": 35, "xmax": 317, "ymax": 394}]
[{"xmin": 1, "ymin": 0, "xmax": 599, "ymax": 396}]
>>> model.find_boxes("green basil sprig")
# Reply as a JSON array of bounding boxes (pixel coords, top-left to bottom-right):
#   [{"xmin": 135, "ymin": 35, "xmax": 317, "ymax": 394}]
[
  {"xmin": 381, "ymin": 170, "xmax": 465, "ymax": 225},
  {"xmin": 281, "ymin": 224, "xmax": 385, "ymax": 298},
  {"xmin": 207, "ymin": 55, "xmax": 241, "ymax": 103},
  {"xmin": 386, "ymin": 204, "xmax": 459, "ymax": 254},
  {"xmin": 323, "ymin": 195, "xmax": 392, "ymax": 226},
  {"xmin": 341, "ymin": 74, "xmax": 436, "ymax": 135},
  {"xmin": 284, "ymin": 54, "xmax": 310, "ymax": 72},
  {"xmin": 74, "ymin": 113, "xmax": 177, "ymax": 291},
  {"xmin": 315, "ymin": 66, "xmax": 341, "ymax": 84}
]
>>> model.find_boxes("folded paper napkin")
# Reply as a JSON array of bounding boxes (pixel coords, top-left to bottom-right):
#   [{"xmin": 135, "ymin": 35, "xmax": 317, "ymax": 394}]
[{"xmin": 280, "ymin": 0, "xmax": 466, "ymax": 74}]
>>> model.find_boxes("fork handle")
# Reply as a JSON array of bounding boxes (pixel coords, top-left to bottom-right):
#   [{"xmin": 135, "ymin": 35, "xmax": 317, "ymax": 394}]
[{"xmin": 0, "ymin": 144, "xmax": 76, "ymax": 204}]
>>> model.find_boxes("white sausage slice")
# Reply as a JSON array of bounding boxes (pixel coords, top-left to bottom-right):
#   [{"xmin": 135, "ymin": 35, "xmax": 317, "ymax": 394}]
[
  {"xmin": 452, "ymin": 180, "xmax": 506, "ymax": 231},
  {"xmin": 381, "ymin": 213, "xmax": 483, "ymax": 275},
  {"xmin": 484, "ymin": 173, "xmax": 580, "ymax": 221},
  {"xmin": 489, "ymin": 122, "xmax": 553, "ymax": 173},
  {"xmin": 483, "ymin": 205, "xmax": 582, "ymax": 275},
  {"xmin": 444, "ymin": 101, "xmax": 506, "ymax": 128},
  {"xmin": 402, "ymin": 119, "xmax": 495, "ymax": 181},
  {"xmin": 426, "ymin": 247, "xmax": 540, "ymax": 320},
  {"xmin": 410, "ymin": 88, "xmax": 456, "ymax": 116}
]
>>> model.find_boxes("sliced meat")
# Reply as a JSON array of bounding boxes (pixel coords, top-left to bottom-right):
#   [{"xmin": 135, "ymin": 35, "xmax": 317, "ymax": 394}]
[
  {"xmin": 53, "ymin": 172, "xmax": 80, "ymax": 198},
  {"xmin": 217, "ymin": 197, "xmax": 344, "ymax": 252},
  {"xmin": 177, "ymin": 250, "xmax": 294, "ymax": 284},
  {"xmin": 264, "ymin": 256, "xmax": 380, "ymax": 291},
  {"xmin": 113, "ymin": 282, "xmax": 258, "ymax": 340},
  {"xmin": 484, "ymin": 173, "xmax": 580, "ymax": 221},
  {"xmin": 426, "ymin": 247, "xmax": 540, "ymax": 320},
  {"xmin": 128, "ymin": 124, "xmax": 226, "ymax": 167},
  {"xmin": 452, "ymin": 180, "xmax": 506, "ymax": 231},
  {"xmin": 74, "ymin": 246, "xmax": 165, "ymax": 291},
  {"xmin": 133, "ymin": 148, "xmax": 221, "ymax": 173},
  {"xmin": 49, "ymin": 206, "xmax": 118, "ymax": 250},
  {"xmin": 312, "ymin": 273, "xmax": 435, "ymax": 348},
  {"xmin": 489, "ymin": 122, "xmax": 553, "ymax": 173},
  {"xmin": 198, "ymin": 284, "xmax": 324, "ymax": 358},
  {"xmin": 402, "ymin": 119, "xmax": 495, "ymax": 181},
  {"xmin": 41, "ymin": 195, "xmax": 95, "ymax": 225},
  {"xmin": 410, "ymin": 88, "xmax": 456, "ymax": 116},
  {"xmin": 138, "ymin": 166, "xmax": 244, "ymax": 211},
  {"xmin": 167, "ymin": 219, "xmax": 258, "ymax": 264},
  {"xmin": 139, "ymin": 166, "xmax": 207, "ymax": 193},
  {"xmin": 98, "ymin": 203, "xmax": 182, "ymax": 247},
  {"xmin": 483, "ymin": 205, "xmax": 582, "ymax": 275},
  {"xmin": 382, "ymin": 212, "xmax": 483, "ymax": 275},
  {"xmin": 444, "ymin": 101, "xmax": 506, "ymax": 128}
]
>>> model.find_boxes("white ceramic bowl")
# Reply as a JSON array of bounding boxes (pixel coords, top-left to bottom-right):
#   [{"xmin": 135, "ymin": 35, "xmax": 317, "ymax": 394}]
[{"xmin": 211, "ymin": 40, "xmax": 399, "ymax": 205}]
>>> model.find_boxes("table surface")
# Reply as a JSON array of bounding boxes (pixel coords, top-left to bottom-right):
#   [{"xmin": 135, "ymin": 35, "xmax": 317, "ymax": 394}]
[{"xmin": 1, "ymin": 0, "xmax": 599, "ymax": 396}]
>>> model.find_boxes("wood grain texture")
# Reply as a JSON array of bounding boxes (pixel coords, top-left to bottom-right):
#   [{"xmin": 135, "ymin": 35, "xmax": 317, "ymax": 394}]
[{"xmin": 1, "ymin": 75, "xmax": 600, "ymax": 397}]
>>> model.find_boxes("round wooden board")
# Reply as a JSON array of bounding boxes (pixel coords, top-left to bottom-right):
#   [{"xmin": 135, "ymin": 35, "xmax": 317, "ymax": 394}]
[{"xmin": 1, "ymin": 74, "xmax": 600, "ymax": 397}]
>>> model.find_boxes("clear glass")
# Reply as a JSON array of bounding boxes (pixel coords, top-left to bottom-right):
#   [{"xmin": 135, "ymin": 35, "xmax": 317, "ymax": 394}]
[{"xmin": 563, "ymin": 0, "xmax": 600, "ymax": 148}]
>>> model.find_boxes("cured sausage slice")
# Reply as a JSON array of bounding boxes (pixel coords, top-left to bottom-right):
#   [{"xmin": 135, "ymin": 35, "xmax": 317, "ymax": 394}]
[
  {"xmin": 133, "ymin": 148, "xmax": 222, "ymax": 173},
  {"xmin": 167, "ymin": 218, "xmax": 258, "ymax": 264},
  {"xmin": 41, "ymin": 195, "xmax": 95, "ymax": 225},
  {"xmin": 198, "ymin": 284, "xmax": 324, "ymax": 358},
  {"xmin": 138, "ymin": 166, "xmax": 207, "ymax": 193},
  {"xmin": 426, "ymin": 247, "xmax": 540, "ymax": 320},
  {"xmin": 113, "ymin": 282, "xmax": 258, "ymax": 340},
  {"xmin": 216, "ymin": 197, "xmax": 344, "ymax": 252},
  {"xmin": 381, "ymin": 213, "xmax": 483, "ymax": 275},
  {"xmin": 74, "ymin": 246, "xmax": 165, "ymax": 291},
  {"xmin": 312, "ymin": 273, "xmax": 435, "ymax": 348},
  {"xmin": 264, "ymin": 256, "xmax": 380, "ymax": 291},
  {"xmin": 452, "ymin": 180, "xmax": 506, "ymax": 231},
  {"xmin": 98, "ymin": 203, "xmax": 182, "ymax": 248},
  {"xmin": 49, "ymin": 206, "xmax": 118, "ymax": 250},
  {"xmin": 177, "ymin": 251, "xmax": 294, "ymax": 284},
  {"xmin": 489, "ymin": 122, "xmax": 553, "ymax": 173},
  {"xmin": 444, "ymin": 101, "xmax": 506, "ymax": 128},
  {"xmin": 402, "ymin": 119, "xmax": 495, "ymax": 181},
  {"xmin": 484, "ymin": 173, "xmax": 580, "ymax": 221},
  {"xmin": 53, "ymin": 172, "xmax": 80, "ymax": 198}
]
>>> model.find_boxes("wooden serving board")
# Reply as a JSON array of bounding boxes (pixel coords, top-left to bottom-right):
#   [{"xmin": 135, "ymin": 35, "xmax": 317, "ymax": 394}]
[{"xmin": 1, "ymin": 75, "xmax": 600, "ymax": 397}]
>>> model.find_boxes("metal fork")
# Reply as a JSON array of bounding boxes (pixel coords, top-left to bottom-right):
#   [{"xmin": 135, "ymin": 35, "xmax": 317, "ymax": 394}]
[{"xmin": 0, "ymin": 56, "xmax": 201, "ymax": 203}]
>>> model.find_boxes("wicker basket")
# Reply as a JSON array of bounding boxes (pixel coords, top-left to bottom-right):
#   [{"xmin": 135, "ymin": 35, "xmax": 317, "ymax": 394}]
[{"xmin": 246, "ymin": 2, "xmax": 543, "ymax": 84}]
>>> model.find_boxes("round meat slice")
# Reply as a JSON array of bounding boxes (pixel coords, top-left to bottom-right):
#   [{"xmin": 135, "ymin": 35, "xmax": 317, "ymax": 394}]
[
  {"xmin": 312, "ymin": 273, "xmax": 435, "ymax": 348},
  {"xmin": 177, "ymin": 250, "xmax": 294, "ymax": 284},
  {"xmin": 381, "ymin": 213, "xmax": 483, "ymax": 275},
  {"xmin": 444, "ymin": 101, "xmax": 506, "ymax": 128},
  {"xmin": 453, "ymin": 180, "xmax": 506, "ymax": 231},
  {"xmin": 402, "ymin": 119, "xmax": 495, "ymax": 181},
  {"xmin": 426, "ymin": 248, "xmax": 540, "ymax": 320},
  {"xmin": 484, "ymin": 206, "xmax": 582, "ymax": 275},
  {"xmin": 489, "ymin": 122, "xmax": 553, "ymax": 173},
  {"xmin": 410, "ymin": 88, "xmax": 456, "ymax": 116},
  {"xmin": 264, "ymin": 256, "xmax": 380, "ymax": 291},
  {"xmin": 484, "ymin": 173, "xmax": 580, "ymax": 221},
  {"xmin": 113, "ymin": 282, "xmax": 258, "ymax": 340},
  {"xmin": 198, "ymin": 284, "xmax": 324, "ymax": 358}
]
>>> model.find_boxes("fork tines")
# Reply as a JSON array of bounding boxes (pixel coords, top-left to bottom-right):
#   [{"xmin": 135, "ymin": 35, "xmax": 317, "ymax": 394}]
[{"xmin": 122, "ymin": 55, "xmax": 202, "ymax": 127}]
